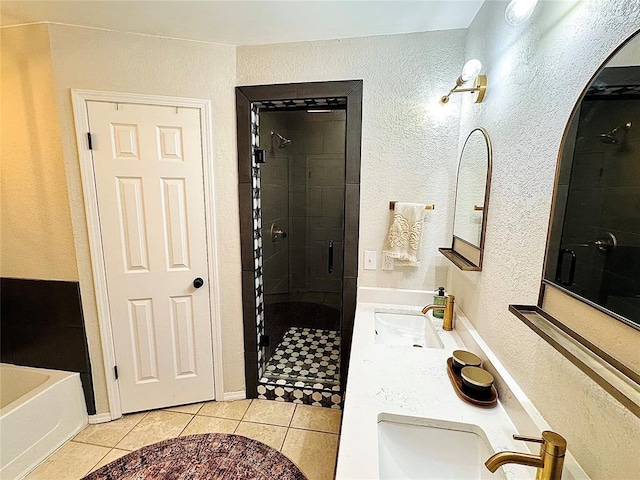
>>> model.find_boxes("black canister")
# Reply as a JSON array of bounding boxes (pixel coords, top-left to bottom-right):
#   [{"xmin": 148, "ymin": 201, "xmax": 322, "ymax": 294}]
[
  {"xmin": 452, "ymin": 350, "xmax": 482, "ymax": 374},
  {"xmin": 460, "ymin": 366, "xmax": 494, "ymax": 400}
]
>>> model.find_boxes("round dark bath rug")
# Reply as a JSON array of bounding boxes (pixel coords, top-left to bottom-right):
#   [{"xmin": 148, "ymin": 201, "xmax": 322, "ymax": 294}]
[{"xmin": 83, "ymin": 433, "xmax": 308, "ymax": 480}]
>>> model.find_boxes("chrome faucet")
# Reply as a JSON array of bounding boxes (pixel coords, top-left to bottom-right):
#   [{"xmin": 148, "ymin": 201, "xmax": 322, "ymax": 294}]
[
  {"xmin": 421, "ymin": 294, "xmax": 455, "ymax": 331},
  {"xmin": 485, "ymin": 431, "xmax": 567, "ymax": 480}
]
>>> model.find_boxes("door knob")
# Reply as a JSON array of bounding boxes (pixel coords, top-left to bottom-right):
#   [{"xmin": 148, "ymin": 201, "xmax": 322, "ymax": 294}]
[{"xmin": 193, "ymin": 277, "xmax": 204, "ymax": 289}]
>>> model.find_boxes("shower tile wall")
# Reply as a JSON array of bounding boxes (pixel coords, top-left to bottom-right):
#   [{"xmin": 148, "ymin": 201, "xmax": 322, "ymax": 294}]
[
  {"xmin": 287, "ymin": 111, "xmax": 345, "ymax": 305},
  {"xmin": 261, "ymin": 110, "xmax": 346, "ymax": 307},
  {"xmin": 259, "ymin": 114, "xmax": 290, "ymax": 297},
  {"xmin": 306, "ymin": 154, "xmax": 344, "ymax": 296},
  {"xmin": 288, "ymin": 119, "xmax": 308, "ymax": 297}
]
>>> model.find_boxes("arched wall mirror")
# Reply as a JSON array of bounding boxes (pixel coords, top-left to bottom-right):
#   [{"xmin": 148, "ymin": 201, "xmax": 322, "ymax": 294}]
[
  {"xmin": 544, "ymin": 32, "xmax": 640, "ymax": 330},
  {"xmin": 440, "ymin": 128, "xmax": 492, "ymax": 271},
  {"xmin": 512, "ymin": 31, "xmax": 640, "ymax": 418}
]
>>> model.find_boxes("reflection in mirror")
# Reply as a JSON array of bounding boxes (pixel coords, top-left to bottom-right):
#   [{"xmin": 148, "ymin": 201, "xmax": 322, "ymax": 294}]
[
  {"xmin": 544, "ymin": 32, "xmax": 640, "ymax": 330},
  {"xmin": 453, "ymin": 130, "xmax": 490, "ymax": 248},
  {"xmin": 440, "ymin": 128, "xmax": 492, "ymax": 271}
]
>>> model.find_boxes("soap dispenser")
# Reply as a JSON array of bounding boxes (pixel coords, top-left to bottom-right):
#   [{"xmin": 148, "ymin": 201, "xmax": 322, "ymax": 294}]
[{"xmin": 433, "ymin": 287, "xmax": 445, "ymax": 319}]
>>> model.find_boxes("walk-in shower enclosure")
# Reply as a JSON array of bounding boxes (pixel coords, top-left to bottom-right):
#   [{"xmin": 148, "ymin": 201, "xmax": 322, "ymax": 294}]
[{"xmin": 236, "ymin": 81, "xmax": 362, "ymax": 408}]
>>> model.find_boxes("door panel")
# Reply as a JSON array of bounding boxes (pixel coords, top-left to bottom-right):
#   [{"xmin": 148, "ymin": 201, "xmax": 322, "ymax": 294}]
[
  {"xmin": 116, "ymin": 177, "xmax": 149, "ymax": 272},
  {"xmin": 169, "ymin": 295, "xmax": 197, "ymax": 377},
  {"xmin": 161, "ymin": 178, "xmax": 191, "ymax": 270},
  {"xmin": 87, "ymin": 101, "xmax": 214, "ymax": 413},
  {"xmin": 128, "ymin": 298, "xmax": 158, "ymax": 382}
]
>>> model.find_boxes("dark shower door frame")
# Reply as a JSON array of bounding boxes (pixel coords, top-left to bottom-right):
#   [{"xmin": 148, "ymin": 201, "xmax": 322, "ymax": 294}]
[{"xmin": 236, "ymin": 80, "xmax": 363, "ymax": 398}]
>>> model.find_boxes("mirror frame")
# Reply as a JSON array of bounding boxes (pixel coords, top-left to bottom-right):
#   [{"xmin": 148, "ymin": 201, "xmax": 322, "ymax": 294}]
[
  {"xmin": 440, "ymin": 127, "xmax": 493, "ymax": 271},
  {"xmin": 542, "ymin": 34, "xmax": 640, "ymax": 332},
  {"xmin": 541, "ymin": 31, "xmax": 640, "ymax": 331}
]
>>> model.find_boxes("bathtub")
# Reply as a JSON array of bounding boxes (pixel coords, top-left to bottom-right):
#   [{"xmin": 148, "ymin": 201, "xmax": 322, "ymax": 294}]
[{"xmin": 0, "ymin": 364, "xmax": 88, "ymax": 479}]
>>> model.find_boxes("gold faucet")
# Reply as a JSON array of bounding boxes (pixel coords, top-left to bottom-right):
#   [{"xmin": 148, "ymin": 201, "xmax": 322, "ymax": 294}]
[
  {"xmin": 421, "ymin": 294, "xmax": 455, "ymax": 331},
  {"xmin": 485, "ymin": 431, "xmax": 567, "ymax": 480}
]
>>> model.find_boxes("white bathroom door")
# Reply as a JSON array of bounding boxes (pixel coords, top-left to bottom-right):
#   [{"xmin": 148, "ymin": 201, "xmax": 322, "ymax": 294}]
[{"xmin": 87, "ymin": 101, "xmax": 215, "ymax": 413}]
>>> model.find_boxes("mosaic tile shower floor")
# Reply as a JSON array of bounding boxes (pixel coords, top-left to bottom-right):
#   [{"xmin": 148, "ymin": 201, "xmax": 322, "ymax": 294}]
[
  {"xmin": 263, "ymin": 327, "xmax": 340, "ymax": 386},
  {"xmin": 258, "ymin": 327, "xmax": 342, "ymax": 409}
]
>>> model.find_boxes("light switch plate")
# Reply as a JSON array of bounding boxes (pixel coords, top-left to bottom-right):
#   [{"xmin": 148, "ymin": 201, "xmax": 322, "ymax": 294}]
[{"xmin": 364, "ymin": 250, "xmax": 377, "ymax": 270}]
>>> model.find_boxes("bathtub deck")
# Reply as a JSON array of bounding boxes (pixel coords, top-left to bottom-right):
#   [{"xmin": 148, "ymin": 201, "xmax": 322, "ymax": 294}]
[{"xmin": 0, "ymin": 364, "xmax": 87, "ymax": 480}]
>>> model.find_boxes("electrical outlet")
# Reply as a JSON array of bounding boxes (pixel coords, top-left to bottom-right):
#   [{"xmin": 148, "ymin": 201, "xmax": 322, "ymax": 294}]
[
  {"xmin": 382, "ymin": 253, "xmax": 394, "ymax": 271},
  {"xmin": 364, "ymin": 250, "xmax": 377, "ymax": 270}
]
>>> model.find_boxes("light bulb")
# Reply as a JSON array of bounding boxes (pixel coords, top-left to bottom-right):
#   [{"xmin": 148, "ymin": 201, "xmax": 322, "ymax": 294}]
[
  {"xmin": 505, "ymin": 0, "xmax": 539, "ymax": 25},
  {"xmin": 460, "ymin": 59, "xmax": 482, "ymax": 83}
]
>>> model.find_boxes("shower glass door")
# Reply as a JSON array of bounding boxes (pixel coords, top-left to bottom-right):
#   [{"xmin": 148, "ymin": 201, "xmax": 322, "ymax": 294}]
[{"xmin": 257, "ymin": 109, "xmax": 346, "ymax": 400}]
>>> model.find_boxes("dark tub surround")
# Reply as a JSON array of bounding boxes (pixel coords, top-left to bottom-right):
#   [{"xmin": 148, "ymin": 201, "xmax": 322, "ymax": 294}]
[{"xmin": 1, "ymin": 277, "xmax": 96, "ymax": 414}]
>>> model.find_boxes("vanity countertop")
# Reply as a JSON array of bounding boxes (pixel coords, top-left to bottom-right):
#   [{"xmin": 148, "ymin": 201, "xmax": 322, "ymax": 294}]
[{"xmin": 335, "ymin": 287, "xmax": 587, "ymax": 480}]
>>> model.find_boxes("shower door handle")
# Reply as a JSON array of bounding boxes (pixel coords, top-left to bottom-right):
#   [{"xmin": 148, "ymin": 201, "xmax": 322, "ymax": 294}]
[
  {"xmin": 328, "ymin": 241, "xmax": 334, "ymax": 274},
  {"xmin": 555, "ymin": 248, "xmax": 576, "ymax": 286}
]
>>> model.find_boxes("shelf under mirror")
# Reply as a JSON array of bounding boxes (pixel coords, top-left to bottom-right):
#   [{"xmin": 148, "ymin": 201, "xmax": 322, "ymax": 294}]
[
  {"xmin": 438, "ymin": 248, "xmax": 481, "ymax": 271},
  {"xmin": 509, "ymin": 304, "xmax": 640, "ymax": 419}
]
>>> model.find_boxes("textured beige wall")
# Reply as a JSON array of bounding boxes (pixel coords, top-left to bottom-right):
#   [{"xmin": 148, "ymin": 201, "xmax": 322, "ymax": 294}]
[
  {"xmin": 238, "ymin": 30, "xmax": 466, "ymax": 291},
  {"xmin": 449, "ymin": 1, "xmax": 640, "ymax": 478},
  {"xmin": 0, "ymin": 24, "xmax": 78, "ymax": 281},
  {"xmin": 46, "ymin": 24, "xmax": 242, "ymax": 412}
]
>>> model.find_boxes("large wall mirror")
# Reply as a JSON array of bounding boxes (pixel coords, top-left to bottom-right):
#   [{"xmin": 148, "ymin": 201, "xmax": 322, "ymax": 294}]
[
  {"xmin": 544, "ymin": 32, "xmax": 640, "ymax": 331},
  {"xmin": 512, "ymin": 31, "xmax": 640, "ymax": 417},
  {"xmin": 440, "ymin": 128, "xmax": 492, "ymax": 271}
]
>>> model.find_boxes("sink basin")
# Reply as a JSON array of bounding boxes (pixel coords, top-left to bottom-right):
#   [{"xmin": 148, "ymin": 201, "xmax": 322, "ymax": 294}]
[
  {"xmin": 374, "ymin": 311, "xmax": 444, "ymax": 348},
  {"xmin": 377, "ymin": 415, "xmax": 505, "ymax": 480}
]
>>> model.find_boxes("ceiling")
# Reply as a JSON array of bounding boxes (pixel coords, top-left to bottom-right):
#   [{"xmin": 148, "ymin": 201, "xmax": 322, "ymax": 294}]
[{"xmin": 0, "ymin": 1, "xmax": 485, "ymax": 46}]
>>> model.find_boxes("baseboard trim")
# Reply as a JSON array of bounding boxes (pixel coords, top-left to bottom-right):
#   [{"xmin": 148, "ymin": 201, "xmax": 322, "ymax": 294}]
[
  {"xmin": 88, "ymin": 412, "xmax": 112, "ymax": 424},
  {"xmin": 223, "ymin": 390, "xmax": 246, "ymax": 401}
]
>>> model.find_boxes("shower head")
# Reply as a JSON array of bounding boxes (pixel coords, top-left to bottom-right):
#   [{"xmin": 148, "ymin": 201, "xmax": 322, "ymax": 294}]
[
  {"xmin": 278, "ymin": 135, "xmax": 291, "ymax": 148},
  {"xmin": 599, "ymin": 121, "xmax": 632, "ymax": 144},
  {"xmin": 271, "ymin": 131, "xmax": 292, "ymax": 149}
]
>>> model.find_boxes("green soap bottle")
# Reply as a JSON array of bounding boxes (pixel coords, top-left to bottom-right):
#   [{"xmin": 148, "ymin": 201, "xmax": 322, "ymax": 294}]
[{"xmin": 433, "ymin": 287, "xmax": 445, "ymax": 319}]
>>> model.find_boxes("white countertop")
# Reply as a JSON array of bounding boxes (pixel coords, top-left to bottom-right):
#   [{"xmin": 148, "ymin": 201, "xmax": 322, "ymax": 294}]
[{"xmin": 335, "ymin": 287, "xmax": 588, "ymax": 480}]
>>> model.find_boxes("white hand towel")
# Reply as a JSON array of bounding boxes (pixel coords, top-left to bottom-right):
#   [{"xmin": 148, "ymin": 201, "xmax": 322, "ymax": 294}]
[{"xmin": 383, "ymin": 202, "xmax": 426, "ymax": 267}]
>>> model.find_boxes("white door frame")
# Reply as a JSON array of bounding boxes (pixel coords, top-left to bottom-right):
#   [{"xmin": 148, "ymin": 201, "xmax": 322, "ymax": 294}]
[{"xmin": 71, "ymin": 89, "xmax": 225, "ymax": 419}]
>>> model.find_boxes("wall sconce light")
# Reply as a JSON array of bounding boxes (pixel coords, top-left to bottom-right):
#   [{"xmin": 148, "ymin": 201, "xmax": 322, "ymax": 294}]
[
  {"xmin": 505, "ymin": 0, "xmax": 539, "ymax": 25},
  {"xmin": 440, "ymin": 59, "xmax": 487, "ymax": 104}
]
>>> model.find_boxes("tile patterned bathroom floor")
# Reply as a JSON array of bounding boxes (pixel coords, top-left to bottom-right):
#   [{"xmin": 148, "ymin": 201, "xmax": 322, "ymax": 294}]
[
  {"xmin": 24, "ymin": 399, "xmax": 341, "ymax": 480},
  {"xmin": 263, "ymin": 327, "xmax": 340, "ymax": 386}
]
